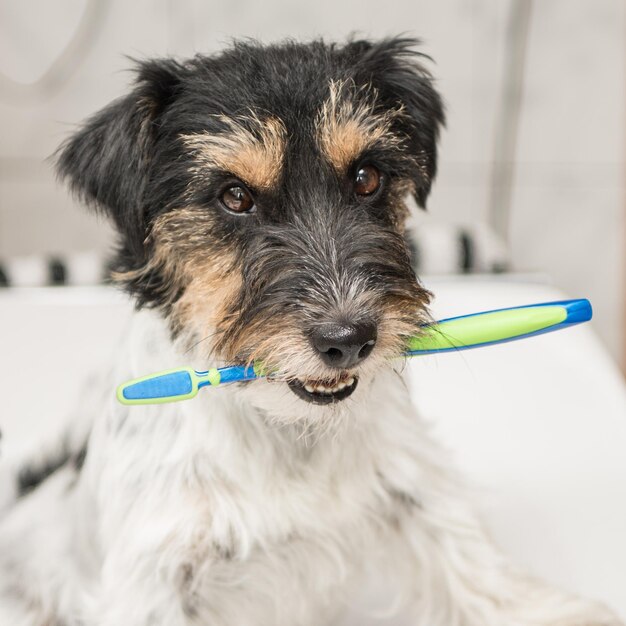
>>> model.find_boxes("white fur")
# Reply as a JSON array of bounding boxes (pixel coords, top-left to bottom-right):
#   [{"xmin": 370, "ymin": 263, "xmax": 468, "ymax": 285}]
[{"xmin": 0, "ymin": 308, "xmax": 621, "ymax": 626}]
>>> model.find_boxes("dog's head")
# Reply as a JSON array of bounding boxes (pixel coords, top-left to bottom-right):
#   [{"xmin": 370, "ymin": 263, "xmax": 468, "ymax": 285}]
[{"xmin": 58, "ymin": 38, "xmax": 444, "ymax": 417}]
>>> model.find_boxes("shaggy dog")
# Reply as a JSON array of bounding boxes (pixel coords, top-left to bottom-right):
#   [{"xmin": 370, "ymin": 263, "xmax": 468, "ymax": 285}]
[{"xmin": 0, "ymin": 38, "xmax": 621, "ymax": 626}]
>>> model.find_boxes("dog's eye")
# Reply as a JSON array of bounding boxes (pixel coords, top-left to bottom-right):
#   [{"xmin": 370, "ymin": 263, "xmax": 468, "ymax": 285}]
[
  {"xmin": 220, "ymin": 185, "xmax": 255, "ymax": 214},
  {"xmin": 354, "ymin": 165, "xmax": 382, "ymax": 197}
]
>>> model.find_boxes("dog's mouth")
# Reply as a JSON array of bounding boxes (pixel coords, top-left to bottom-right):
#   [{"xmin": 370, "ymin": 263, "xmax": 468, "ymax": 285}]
[{"xmin": 287, "ymin": 374, "xmax": 358, "ymax": 404}]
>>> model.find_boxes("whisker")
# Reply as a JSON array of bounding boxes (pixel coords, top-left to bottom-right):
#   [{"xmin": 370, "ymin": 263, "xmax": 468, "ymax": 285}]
[{"xmin": 183, "ymin": 328, "xmax": 222, "ymax": 356}]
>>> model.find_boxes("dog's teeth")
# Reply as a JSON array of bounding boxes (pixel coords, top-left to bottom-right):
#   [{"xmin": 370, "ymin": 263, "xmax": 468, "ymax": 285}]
[{"xmin": 300, "ymin": 376, "xmax": 357, "ymax": 396}]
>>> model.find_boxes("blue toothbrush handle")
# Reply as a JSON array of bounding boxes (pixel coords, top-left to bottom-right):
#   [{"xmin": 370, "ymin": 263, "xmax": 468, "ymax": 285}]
[
  {"xmin": 117, "ymin": 367, "xmax": 201, "ymax": 405},
  {"xmin": 117, "ymin": 365, "xmax": 261, "ymax": 405}
]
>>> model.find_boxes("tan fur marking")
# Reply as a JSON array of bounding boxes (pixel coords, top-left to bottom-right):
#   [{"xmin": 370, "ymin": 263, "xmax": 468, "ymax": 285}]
[
  {"xmin": 223, "ymin": 321, "xmax": 308, "ymax": 372},
  {"xmin": 182, "ymin": 115, "xmax": 286, "ymax": 191},
  {"xmin": 174, "ymin": 260, "xmax": 242, "ymax": 354},
  {"xmin": 317, "ymin": 80, "xmax": 404, "ymax": 172},
  {"xmin": 113, "ymin": 207, "xmax": 241, "ymax": 354}
]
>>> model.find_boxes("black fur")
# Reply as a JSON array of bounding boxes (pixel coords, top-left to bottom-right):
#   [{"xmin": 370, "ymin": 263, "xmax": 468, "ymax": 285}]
[
  {"xmin": 57, "ymin": 38, "xmax": 444, "ymax": 310},
  {"xmin": 17, "ymin": 443, "xmax": 87, "ymax": 497},
  {"xmin": 17, "ymin": 451, "xmax": 69, "ymax": 497}
]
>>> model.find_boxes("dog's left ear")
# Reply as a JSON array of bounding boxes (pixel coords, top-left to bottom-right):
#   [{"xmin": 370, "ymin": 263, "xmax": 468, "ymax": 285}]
[
  {"xmin": 347, "ymin": 38, "xmax": 446, "ymax": 208},
  {"xmin": 56, "ymin": 59, "xmax": 185, "ymax": 257}
]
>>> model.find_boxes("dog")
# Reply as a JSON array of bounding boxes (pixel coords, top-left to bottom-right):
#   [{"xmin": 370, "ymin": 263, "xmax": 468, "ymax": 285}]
[{"xmin": 0, "ymin": 37, "xmax": 621, "ymax": 626}]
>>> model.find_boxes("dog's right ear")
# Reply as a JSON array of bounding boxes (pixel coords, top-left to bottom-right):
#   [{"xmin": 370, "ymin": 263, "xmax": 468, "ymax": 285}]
[
  {"xmin": 343, "ymin": 38, "xmax": 445, "ymax": 209},
  {"xmin": 56, "ymin": 59, "xmax": 185, "ymax": 253}
]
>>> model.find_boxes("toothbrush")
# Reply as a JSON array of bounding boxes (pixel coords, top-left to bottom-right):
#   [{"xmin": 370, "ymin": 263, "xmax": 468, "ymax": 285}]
[{"xmin": 117, "ymin": 298, "xmax": 592, "ymax": 405}]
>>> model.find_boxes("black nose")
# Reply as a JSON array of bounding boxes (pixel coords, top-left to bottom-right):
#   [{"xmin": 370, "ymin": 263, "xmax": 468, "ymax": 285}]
[{"xmin": 310, "ymin": 321, "xmax": 377, "ymax": 369}]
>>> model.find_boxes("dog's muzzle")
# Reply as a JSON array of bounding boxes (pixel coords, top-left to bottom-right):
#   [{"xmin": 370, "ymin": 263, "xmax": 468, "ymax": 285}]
[{"xmin": 285, "ymin": 320, "xmax": 375, "ymax": 404}]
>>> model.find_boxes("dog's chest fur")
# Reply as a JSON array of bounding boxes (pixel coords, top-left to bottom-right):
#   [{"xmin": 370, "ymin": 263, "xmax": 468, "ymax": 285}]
[{"xmin": 76, "ymin": 310, "xmax": 430, "ymax": 623}]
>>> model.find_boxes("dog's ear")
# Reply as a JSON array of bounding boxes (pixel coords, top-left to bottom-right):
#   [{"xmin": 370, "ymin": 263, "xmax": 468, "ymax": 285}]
[
  {"xmin": 346, "ymin": 38, "xmax": 446, "ymax": 208},
  {"xmin": 56, "ymin": 59, "xmax": 185, "ymax": 253}
]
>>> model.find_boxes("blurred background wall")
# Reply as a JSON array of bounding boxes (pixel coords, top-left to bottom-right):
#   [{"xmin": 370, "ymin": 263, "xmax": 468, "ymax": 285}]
[{"xmin": 0, "ymin": 0, "xmax": 624, "ymax": 367}]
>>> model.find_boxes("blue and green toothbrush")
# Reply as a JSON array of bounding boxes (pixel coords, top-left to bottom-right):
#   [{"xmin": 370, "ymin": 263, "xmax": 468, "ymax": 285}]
[{"xmin": 117, "ymin": 298, "xmax": 592, "ymax": 405}]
